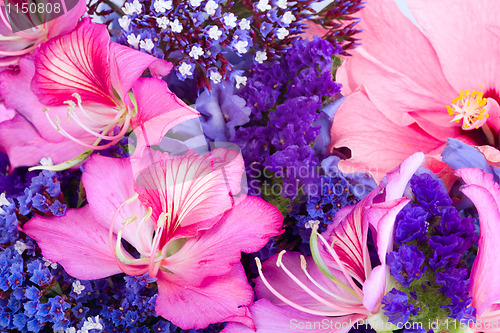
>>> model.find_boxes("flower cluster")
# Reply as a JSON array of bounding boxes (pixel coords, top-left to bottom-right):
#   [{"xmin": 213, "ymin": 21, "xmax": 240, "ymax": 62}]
[
  {"xmin": 233, "ymin": 36, "xmax": 342, "ymax": 199},
  {"xmin": 382, "ymin": 172, "xmax": 477, "ymax": 329}
]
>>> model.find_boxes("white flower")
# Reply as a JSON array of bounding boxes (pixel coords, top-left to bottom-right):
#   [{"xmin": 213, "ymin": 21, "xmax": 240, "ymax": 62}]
[
  {"xmin": 170, "ymin": 19, "xmax": 183, "ymax": 33},
  {"xmin": 276, "ymin": 0, "xmax": 287, "ymax": 9},
  {"xmin": 132, "ymin": 0, "xmax": 142, "ymax": 13},
  {"xmin": 72, "ymin": 280, "xmax": 86, "ymax": 295},
  {"xmin": 40, "ymin": 157, "xmax": 53, "ymax": 166},
  {"xmin": 123, "ymin": 0, "xmax": 142, "ymax": 15},
  {"xmin": 256, "ymin": 0, "xmax": 271, "ymax": 11},
  {"xmin": 80, "ymin": 316, "xmax": 103, "ymax": 332},
  {"xmin": 255, "ymin": 51, "xmax": 267, "ymax": 63},
  {"xmin": 305, "ymin": 220, "xmax": 320, "ymax": 229},
  {"xmin": 154, "ymin": 0, "xmax": 172, "ymax": 13},
  {"xmin": 0, "ymin": 193, "xmax": 11, "ymax": 215},
  {"xmin": 207, "ymin": 25, "xmax": 222, "ymax": 40},
  {"xmin": 127, "ymin": 33, "xmax": 141, "ymax": 49},
  {"xmin": 276, "ymin": 27, "xmax": 289, "ymax": 39},
  {"xmin": 65, "ymin": 328, "xmax": 76, "ymax": 333},
  {"xmin": 210, "ymin": 71, "xmax": 222, "ymax": 84},
  {"xmin": 282, "ymin": 11, "xmax": 296, "ymax": 25},
  {"xmin": 190, "ymin": 0, "xmax": 202, "ymax": 7},
  {"xmin": 234, "ymin": 40, "xmax": 248, "ymax": 54},
  {"xmin": 239, "ymin": 18, "xmax": 251, "ymax": 30},
  {"xmin": 140, "ymin": 38, "xmax": 155, "ymax": 52},
  {"xmin": 204, "ymin": 0, "xmax": 218, "ymax": 16},
  {"xmin": 156, "ymin": 16, "xmax": 170, "ymax": 30},
  {"xmin": 235, "ymin": 75, "xmax": 247, "ymax": 89},
  {"xmin": 189, "ymin": 45, "xmax": 204, "ymax": 60},
  {"xmin": 14, "ymin": 240, "xmax": 30, "ymax": 254},
  {"xmin": 43, "ymin": 257, "xmax": 58, "ymax": 269},
  {"xmin": 178, "ymin": 62, "xmax": 193, "ymax": 77},
  {"xmin": 223, "ymin": 13, "xmax": 237, "ymax": 28},
  {"xmin": 118, "ymin": 16, "xmax": 131, "ymax": 31}
]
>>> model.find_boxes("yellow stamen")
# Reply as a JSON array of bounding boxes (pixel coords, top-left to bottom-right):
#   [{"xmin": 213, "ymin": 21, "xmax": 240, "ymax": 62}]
[{"xmin": 447, "ymin": 90, "xmax": 489, "ymax": 131}]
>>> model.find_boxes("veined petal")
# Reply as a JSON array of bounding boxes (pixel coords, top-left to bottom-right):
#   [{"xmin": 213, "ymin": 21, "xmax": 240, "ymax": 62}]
[
  {"xmin": 32, "ymin": 18, "xmax": 115, "ymax": 106},
  {"xmin": 155, "ymin": 265, "xmax": 254, "ymax": 330},
  {"xmin": 134, "ymin": 148, "xmax": 245, "ymax": 239},
  {"xmin": 23, "ymin": 206, "xmax": 122, "ymax": 280},
  {"xmin": 222, "ymin": 299, "xmax": 365, "ymax": 333},
  {"xmin": 164, "ymin": 196, "xmax": 283, "ymax": 285}
]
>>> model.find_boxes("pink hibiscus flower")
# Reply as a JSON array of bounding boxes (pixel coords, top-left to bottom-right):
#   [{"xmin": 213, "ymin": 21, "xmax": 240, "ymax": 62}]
[
  {"xmin": 330, "ymin": 0, "xmax": 500, "ymax": 182},
  {"xmin": 223, "ymin": 153, "xmax": 426, "ymax": 332},
  {"xmin": 0, "ymin": 18, "xmax": 198, "ymax": 169},
  {"xmin": 456, "ymin": 168, "xmax": 500, "ymax": 332},
  {"xmin": 23, "ymin": 148, "xmax": 283, "ymax": 329},
  {"xmin": 0, "ymin": 0, "xmax": 85, "ymax": 70}
]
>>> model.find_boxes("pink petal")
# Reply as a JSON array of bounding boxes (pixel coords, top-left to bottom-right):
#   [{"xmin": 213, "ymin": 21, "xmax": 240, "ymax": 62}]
[
  {"xmin": 134, "ymin": 148, "xmax": 245, "ymax": 239},
  {"xmin": 222, "ymin": 299, "xmax": 365, "ymax": 333},
  {"xmin": 32, "ymin": 18, "xmax": 115, "ymax": 106},
  {"xmin": 255, "ymin": 252, "xmax": 359, "ymax": 311},
  {"xmin": 23, "ymin": 206, "xmax": 122, "ymax": 280},
  {"xmin": 46, "ymin": 0, "xmax": 86, "ymax": 38},
  {"xmin": 362, "ymin": 198, "xmax": 410, "ymax": 312},
  {"xmin": 164, "ymin": 196, "xmax": 283, "ymax": 285},
  {"xmin": 407, "ymin": 0, "xmax": 500, "ymax": 92},
  {"xmin": 457, "ymin": 169, "xmax": 500, "ymax": 316},
  {"xmin": 0, "ymin": 103, "xmax": 15, "ymax": 124},
  {"xmin": 340, "ymin": 0, "xmax": 456, "ymax": 126},
  {"xmin": 384, "ymin": 152, "xmax": 425, "ymax": 201},
  {"xmin": 330, "ymin": 91, "xmax": 443, "ymax": 183},
  {"xmin": 109, "ymin": 43, "xmax": 172, "ymax": 101},
  {"xmin": 155, "ymin": 265, "xmax": 254, "ymax": 330},
  {"xmin": 82, "ymin": 155, "xmax": 154, "ymax": 254}
]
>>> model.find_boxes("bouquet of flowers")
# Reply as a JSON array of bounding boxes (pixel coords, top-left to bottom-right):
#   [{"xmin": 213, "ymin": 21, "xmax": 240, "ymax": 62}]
[{"xmin": 0, "ymin": 0, "xmax": 499, "ymax": 332}]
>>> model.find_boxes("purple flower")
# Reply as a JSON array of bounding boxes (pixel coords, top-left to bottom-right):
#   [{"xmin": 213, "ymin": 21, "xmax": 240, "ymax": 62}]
[
  {"xmin": 394, "ymin": 205, "xmax": 429, "ymax": 244},
  {"xmin": 381, "ymin": 289, "xmax": 418, "ymax": 326},
  {"xmin": 387, "ymin": 245, "xmax": 427, "ymax": 288}
]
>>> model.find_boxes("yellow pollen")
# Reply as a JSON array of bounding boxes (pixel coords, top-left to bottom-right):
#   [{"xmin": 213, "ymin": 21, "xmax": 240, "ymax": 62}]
[{"xmin": 447, "ymin": 90, "xmax": 489, "ymax": 131}]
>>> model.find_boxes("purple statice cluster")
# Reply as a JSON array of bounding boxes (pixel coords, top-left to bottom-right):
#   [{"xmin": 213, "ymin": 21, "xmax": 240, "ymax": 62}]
[
  {"xmin": 381, "ymin": 172, "xmax": 478, "ymax": 329},
  {"xmin": 310, "ymin": 0, "xmax": 365, "ymax": 55},
  {"xmin": 233, "ymin": 36, "xmax": 342, "ymax": 200},
  {"xmin": 114, "ymin": 0, "xmax": 317, "ymax": 88}
]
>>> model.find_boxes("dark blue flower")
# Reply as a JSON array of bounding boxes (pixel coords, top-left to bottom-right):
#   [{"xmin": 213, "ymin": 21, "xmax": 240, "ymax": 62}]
[
  {"xmin": 381, "ymin": 289, "xmax": 418, "ymax": 326},
  {"xmin": 410, "ymin": 173, "xmax": 452, "ymax": 215},
  {"xmin": 394, "ymin": 205, "xmax": 429, "ymax": 244},
  {"xmin": 387, "ymin": 245, "xmax": 427, "ymax": 288}
]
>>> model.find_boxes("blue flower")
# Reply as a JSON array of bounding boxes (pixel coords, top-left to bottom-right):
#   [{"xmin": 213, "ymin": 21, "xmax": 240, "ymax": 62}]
[
  {"xmin": 381, "ymin": 289, "xmax": 418, "ymax": 326},
  {"xmin": 387, "ymin": 245, "xmax": 427, "ymax": 288},
  {"xmin": 394, "ymin": 205, "xmax": 429, "ymax": 244}
]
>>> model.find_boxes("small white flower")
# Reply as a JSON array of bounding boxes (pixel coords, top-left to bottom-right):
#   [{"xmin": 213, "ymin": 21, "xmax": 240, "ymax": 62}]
[
  {"xmin": 122, "ymin": 2, "xmax": 135, "ymax": 15},
  {"xmin": 282, "ymin": 11, "xmax": 296, "ymax": 25},
  {"xmin": 127, "ymin": 33, "xmax": 141, "ymax": 49},
  {"xmin": 132, "ymin": 0, "xmax": 142, "ymax": 13},
  {"xmin": 178, "ymin": 62, "xmax": 193, "ymax": 77},
  {"xmin": 43, "ymin": 257, "xmax": 58, "ymax": 269},
  {"xmin": 40, "ymin": 157, "xmax": 53, "ymax": 166},
  {"xmin": 189, "ymin": 0, "xmax": 202, "ymax": 7},
  {"xmin": 234, "ymin": 40, "xmax": 248, "ymax": 54},
  {"xmin": 239, "ymin": 18, "xmax": 251, "ymax": 30},
  {"xmin": 154, "ymin": 0, "xmax": 172, "ymax": 13},
  {"xmin": 207, "ymin": 25, "xmax": 222, "ymax": 40},
  {"xmin": 72, "ymin": 280, "xmax": 86, "ymax": 295},
  {"xmin": 210, "ymin": 71, "xmax": 222, "ymax": 84},
  {"xmin": 223, "ymin": 13, "xmax": 237, "ymax": 28},
  {"xmin": 65, "ymin": 328, "xmax": 76, "ymax": 333},
  {"xmin": 170, "ymin": 18, "xmax": 183, "ymax": 33},
  {"xmin": 81, "ymin": 316, "xmax": 103, "ymax": 331},
  {"xmin": 118, "ymin": 15, "xmax": 131, "ymax": 31},
  {"xmin": 204, "ymin": 0, "xmax": 218, "ymax": 16},
  {"xmin": 14, "ymin": 240, "xmax": 30, "ymax": 255},
  {"xmin": 140, "ymin": 38, "xmax": 155, "ymax": 52},
  {"xmin": 256, "ymin": 0, "xmax": 271, "ymax": 11},
  {"xmin": 0, "ymin": 193, "xmax": 11, "ymax": 215},
  {"xmin": 276, "ymin": 0, "xmax": 287, "ymax": 9},
  {"xmin": 235, "ymin": 75, "xmax": 247, "ymax": 89},
  {"xmin": 189, "ymin": 45, "xmax": 204, "ymax": 60},
  {"xmin": 255, "ymin": 51, "xmax": 267, "ymax": 63},
  {"xmin": 276, "ymin": 27, "xmax": 289, "ymax": 39},
  {"xmin": 305, "ymin": 220, "xmax": 320, "ymax": 229},
  {"xmin": 156, "ymin": 16, "xmax": 170, "ymax": 30}
]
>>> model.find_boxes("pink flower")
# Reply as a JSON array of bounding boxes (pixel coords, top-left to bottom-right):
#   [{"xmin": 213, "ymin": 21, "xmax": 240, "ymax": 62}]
[
  {"xmin": 455, "ymin": 168, "xmax": 500, "ymax": 331},
  {"xmin": 0, "ymin": 18, "xmax": 198, "ymax": 169},
  {"xmin": 23, "ymin": 148, "xmax": 283, "ymax": 330},
  {"xmin": 330, "ymin": 0, "xmax": 500, "ymax": 182},
  {"xmin": 0, "ymin": 0, "xmax": 85, "ymax": 70},
  {"xmin": 223, "ymin": 153, "xmax": 426, "ymax": 332}
]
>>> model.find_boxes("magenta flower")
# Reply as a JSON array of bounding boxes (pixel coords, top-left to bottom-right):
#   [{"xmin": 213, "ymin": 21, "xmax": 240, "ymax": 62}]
[
  {"xmin": 0, "ymin": 18, "xmax": 198, "ymax": 169},
  {"xmin": 0, "ymin": 0, "xmax": 85, "ymax": 70},
  {"xmin": 23, "ymin": 148, "xmax": 283, "ymax": 329},
  {"xmin": 223, "ymin": 153, "xmax": 427, "ymax": 332},
  {"xmin": 330, "ymin": 0, "xmax": 500, "ymax": 182},
  {"xmin": 456, "ymin": 168, "xmax": 500, "ymax": 331}
]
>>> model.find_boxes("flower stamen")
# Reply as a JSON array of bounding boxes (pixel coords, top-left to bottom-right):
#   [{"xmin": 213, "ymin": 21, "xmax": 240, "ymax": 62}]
[{"xmin": 447, "ymin": 90, "xmax": 489, "ymax": 130}]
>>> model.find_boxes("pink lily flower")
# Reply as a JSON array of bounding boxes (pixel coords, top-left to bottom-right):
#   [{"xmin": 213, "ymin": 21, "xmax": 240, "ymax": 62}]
[
  {"xmin": 0, "ymin": 17, "xmax": 198, "ymax": 169},
  {"xmin": 330, "ymin": 0, "xmax": 500, "ymax": 182},
  {"xmin": 223, "ymin": 153, "xmax": 427, "ymax": 332},
  {"xmin": 23, "ymin": 148, "xmax": 283, "ymax": 330},
  {"xmin": 0, "ymin": 0, "xmax": 85, "ymax": 70},
  {"xmin": 455, "ymin": 168, "xmax": 500, "ymax": 332}
]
